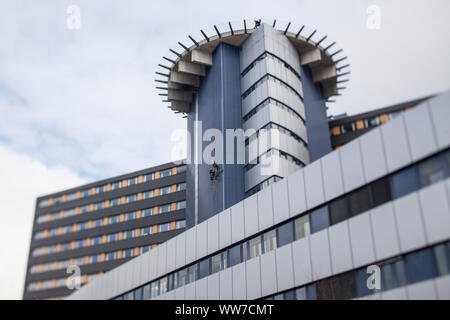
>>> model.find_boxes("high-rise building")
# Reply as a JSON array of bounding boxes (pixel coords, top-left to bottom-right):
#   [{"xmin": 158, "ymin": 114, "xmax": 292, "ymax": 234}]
[
  {"xmin": 27, "ymin": 20, "xmax": 450, "ymax": 300},
  {"xmin": 23, "ymin": 161, "xmax": 187, "ymax": 300}
]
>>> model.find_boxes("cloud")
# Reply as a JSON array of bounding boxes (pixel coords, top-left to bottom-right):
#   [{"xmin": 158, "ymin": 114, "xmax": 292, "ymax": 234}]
[{"xmin": 0, "ymin": 143, "xmax": 86, "ymax": 299}]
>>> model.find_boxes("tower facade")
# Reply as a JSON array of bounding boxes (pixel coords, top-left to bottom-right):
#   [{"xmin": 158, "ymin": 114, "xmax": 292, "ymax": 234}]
[{"xmin": 158, "ymin": 22, "xmax": 342, "ymax": 227}]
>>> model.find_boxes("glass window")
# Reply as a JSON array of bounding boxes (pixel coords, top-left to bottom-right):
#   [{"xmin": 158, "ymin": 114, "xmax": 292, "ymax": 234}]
[
  {"xmin": 405, "ymin": 248, "xmax": 437, "ymax": 285},
  {"xmin": 159, "ymin": 277, "xmax": 168, "ymax": 295},
  {"xmin": 434, "ymin": 244, "xmax": 450, "ymax": 276},
  {"xmin": 370, "ymin": 177, "xmax": 391, "ymax": 207},
  {"xmin": 187, "ymin": 264, "xmax": 198, "ymax": 283},
  {"xmin": 419, "ymin": 157, "xmax": 444, "ymax": 187},
  {"xmin": 248, "ymin": 236, "xmax": 262, "ymax": 259},
  {"xmin": 177, "ymin": 268, "xmax": 188, "ymax": 288},
  {"xmin": 151, "ymin": 281, "xmax": 159, "ymax": 298},
  {"xmin": 142, "ymin": 208, "xmax": 154, "ymax": 217},
  {"xmin": 263, "ymin": 229, "xmax": 277, "ymax": 253},
  {"xmin": 329, "ymin": 197, "xmax": 349, "ymax": 225},
  {"xmin": 310, "ymin": 205, "xmax": 330, "ymax": 233},
  {"xmin": 390, "ymin": 166, "xmax": 420, "ymax": 199},
  {"xmin": 198, "ymin": 258, "xmax": 210, "ymax": 280},
  {"xmin": 228, "ymin": 244, "xmax": 243, "ymax": 267},
  {"xmin": 355, "ymin": 268, "xmax": 375, "ymax": 298},
  {"xmin": 177, "ymin": 201, "xmax": 186, "ymax": 210},
  {"xmin": 211, "ymin": 252, "xmax": 227, "ymax": 274},
  {"xmin": 381, "ymin": 259, "xmax": 407, "ymax": 290},
  {"xmin": 133, "ymin": 287, "xmax": 142, "ymax": 300},
  {"xmin": 142, "ymin": 284, "xmax": 151, "ymax": 300},
  {"xmin": 295, "ymin": 287, "xmax": 307, "ymax": 300},
  {"xmin": 349, "ymin": 187, "xmax": 370, "ymax": 217},
  {"xmin": 276, "ymin": 222, "xmax": 294, "ymax": 248},
  {"xmin": 294, "ymin": 214, "xmax": 310, "ymax": 240}
]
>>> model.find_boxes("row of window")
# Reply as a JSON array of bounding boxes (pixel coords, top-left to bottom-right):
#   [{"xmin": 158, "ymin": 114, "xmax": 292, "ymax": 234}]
[
  {"xmin": 243, "ymin": 97, "xmax": 305, "ymax": 125},
  {"xmin": 241, "ymin": 51, "xmax": 302, "ymax": 81},
  {"xmin": 241, "ymin": 74, "xmax": 303, "ymax": 101},
  {"xmin": 114, "ymin": 215, "xmax": 311, "ymax": 300},
  {"xmin": 113, "ymin": 148, "xmax": 449, "ymax": 300},
  {"xmin": 32, "ymin": 202, "xmax": 186, "ymax": 257},
  {"xmin": 265, "ymin": 240, "xmax": 450, "ymax": 300},
  {"xmin": 245, "ymin": 148, "xmax": 305, "ymax": 172},
  {"xmin": 310, "ymin": 149, "xmax": 450, "ymax": 233},
  {"xmin": 245, "ymin": 121, "xmax": 307, "ymax": 148},
  {"xmin": 27, "ymin": 272, "xmax": 104, "ymax": 293},
  {"xmin": 30, "ymin": 220, "xmax": 186, "ymax": 275},
  {"xmin": 36, "ymin": 181, "xmax": 186, "ymax": 226},
  {"xmin": 331, "ymin": 108, "xmax": 410, "ymax": 136},
  {"xmin": 245, "ymin": 176, "xmax": 283, "ymax": 198},
  {"xmin": 38, "ymin": 165, "xmax": 186, "ymax": 208}
]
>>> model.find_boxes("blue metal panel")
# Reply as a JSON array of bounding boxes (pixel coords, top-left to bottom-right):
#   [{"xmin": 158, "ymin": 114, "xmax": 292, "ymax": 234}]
[
  {"xmin": 186, "ymin": 43, "xmax": 244, "ymax": 228},
  {"xmin": 300, "ymin": 62, "xmax": 332, "ymax": 162}
]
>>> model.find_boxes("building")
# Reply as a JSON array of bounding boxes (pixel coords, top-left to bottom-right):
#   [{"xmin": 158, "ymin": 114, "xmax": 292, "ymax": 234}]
[
  {"xmin": 23, "ymin": 161, "xmax": 187, "ymax": 300},
  {"xmin": 329, "ymin": 95, "xmax": 433, "ymax": 149},
  {"xmin": 67, "ymin": 20, "xmax": 450, "ymax": 300}
]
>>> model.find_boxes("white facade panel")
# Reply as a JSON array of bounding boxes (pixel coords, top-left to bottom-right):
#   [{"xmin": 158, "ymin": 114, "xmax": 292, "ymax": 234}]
[
  {"xmin": 393, "ymin": 193, "xmax": 427, "ymax": 252},
  {"xmin": 329, "ymin": 221, "xmax": 354, "ymax": 275},
  {"xmin": 185, "ymin": 226, "xmax": 197, "ymax": 265},
  {"xmin": 219, "ymin": 268, "xmax": 233, "ymax": 300},
  {"xmin": 156, "ymin": 242, "xmax": 167, "ymax": 278},
  {"xmin": 360, "ymin": 128, "xmax": 388, "ymax": 182},
  {"xmin": 275, "ymin": 244, "xmax": 295, "ymax": 292},
  {"xmin": 246, "ymin": 257, "xmax": 262, "ymax": 300},
  {"xmin": 310, "ymin": 230, "xmax": 332, "ymax": 280},
  {"xmin": 419, "ymin": 181, "xmax": 450, "ymax": 245},
  {"xmin": 231, "ymin": 201, "xmax": 245, "ymax": 243},
  {"xmin": 185, "ymin": 282, "xmax": 196, "ymax": 300},
  {"xmin": 174, "ymin": 287, "xmax": 185, "ymax": 300},
  {"xmin": 207, "ymin": 273, "xmax": 220, "ymax": 300},
  {"xmin": 406, "ymin": 280, "xmax": 437, "ymax": 300},
  {"xmin": 287, "ymin": 169, "xmax": 307, "ymax": 217},
  {"xmin": 428, "ymin": 94, "xmax": 450, "ymax": 149},
  {"xmin": 340, "ymin": 139, "xmax": 365, "ymax": 192},
  {"xmin": 348, "ymin": 213, "xmax": 376, "ymax": 268},
  {"xmin": 404, "ymin": 104, "xmax": 437, "ymax": 162},
  {"xmin": 257, "ymin": 185, "xmax": 274, "ymax": 230},
  {"xmin": 232, "ymin": 263, "xmax": 247, "ymax": 300},
  {"xmin": 321, "ymin": 150, "xmax": 344, "ymax": 201},
  {"xmin": 370, "ymin": 202, "xmax": 401, "ymax": 260},
  {"xmin": 260, "ymin": 250, "xmax": 278, "ymax": 296},
  {"xmin": 218, "ymin": 209, "xmax": 232, "ymax": 250},
  {"xmin": 207, "ymin": 214, "xmax": 219, "ymax": 255},
  {"xmin": 272, "ymin": 178, "xmax": 290, "ymax": 224},
  {"xmin": 196, "ymin": 222, "xmax": 208, "ymax": 259},
  {"xmin": 381, "ymin": 115, "xmax": 412, "ymax": 172},
  {"xmin": 435, "ymin": 275, "xmax": 450, "ymax": 300},
  {"xmin": 381, "ymin": 287, "xmax": 408, "ymax": 300},
  {"xmin": 244, "ymin": 193, "xmax": 259, "ymax": 237},
  {"xmin": 175, "ymin": 232, "xmax": 186, "ymax": 269},
  {"xmin": 292, "ymin": 237, "xmax": 313, "ymax": 287},
  {"xmin": 166, "ymin": 236, "xmax": 176, "ymax": 273},
  {"xmin": 195, "ymin": 278, "xmax": 208, "ymax": 300},
  {"xmin": 304, "ymin": 160, "xmax": 325, "ymax": 209}
]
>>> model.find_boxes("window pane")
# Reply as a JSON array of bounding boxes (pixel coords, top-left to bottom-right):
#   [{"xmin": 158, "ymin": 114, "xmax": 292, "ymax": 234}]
[
  {"xmin": 263, "ymin": 229, "xmax": 277, "ymax": 253},
  {"xmin": 419, "ymin": 157, "xmax": 444, "ymax": 187},
  {"xmin": 390, "ymin": 166, "xmax": 420, "ymax": 199},
  {"xmin": 355, "ymin": 268, "xmax": 374, "ymax": 298},
  {"xmin": 211, "ymin": 254, "xmax": 222, "ymax": 274},
  {"xmin": 434, "ymin": 244, "xmax": 449, "ymax": 276},
  {"xmin": 294, "ymin": 214, "xmax": 310, "ymax": 240},
  {"xmin": 295, "ymin": 287, "xmax": 307, "ymax": 300},
  {"xmin": 187, "ymin": 264, "xmax": 198, "ymax": 283},
  {"xmin": 331, "ymin": 271, "xmax": 356, "ymax": 300},
  {"xmin": 405, "ymin": 248, "xmax": 437, "ymax": 285},
  {"xmin": 329, "ymin": 197, "xmax": 349, "ymax": 225},
  {"xmin": 133, "ymin": 287, "xmax": 142, "ymax": 300},
  {"xmin": 177, "ymin": 269, "xmax": 188, "ymax": 288},
  {"xmin": 370, "ymin": 177, "xmax": 391, "ymax": 207},
  {"xmin": 277, "ymin": 222, "xmax": 294, "ymax": 248},
  {"xmin": 142, "ymin": 284, "xmax": 151, "ymax": 300},
  {"xmin": 249, "ymin": 236, "xmax": 262, "ymax": 258},
  {"xmin": 310, "ymin": 205, "xmax": 330, "ymax": 233},
  {"xmin": 349, "ymin": 187, "xmax": 370, "ymax": 216},
  {"xmin": 228, "ymin": 244, "xmax": 242, "ymax": 267},
  {"xmin": 198, "ymin": 258, "xmax": 210, "ymax": 280}
]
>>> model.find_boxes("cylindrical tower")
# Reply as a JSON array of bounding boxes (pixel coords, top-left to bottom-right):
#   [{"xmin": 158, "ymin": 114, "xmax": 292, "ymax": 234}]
[{"xmin": 155, "ymin": 20, "xmax": 349, "ymax": 228}]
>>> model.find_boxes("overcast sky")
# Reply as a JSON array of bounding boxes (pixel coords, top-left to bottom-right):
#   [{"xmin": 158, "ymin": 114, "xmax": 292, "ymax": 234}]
[{"xmin": 0, "ymin": 0, "xmax": 449, "ymax": 299}]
